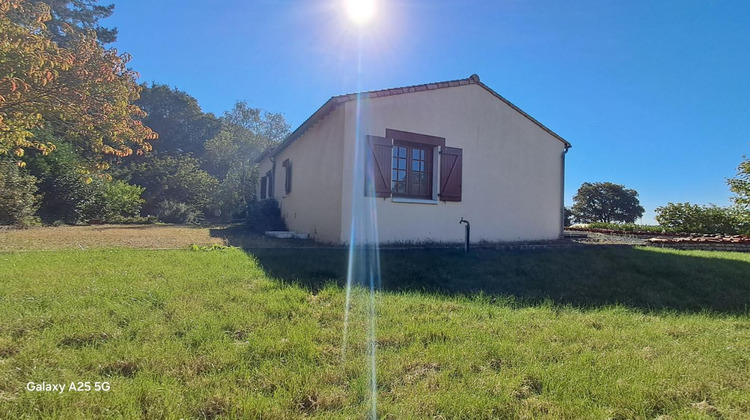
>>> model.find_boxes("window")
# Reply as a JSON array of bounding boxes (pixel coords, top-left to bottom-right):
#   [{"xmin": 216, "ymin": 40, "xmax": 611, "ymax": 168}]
[
  {"xmin": 392, "ymin": 142, "xmax": 432, "ymax": 199},
  {"xmin": 260, "ymin": 170, "xmax": 273, "ymax": 199},
  {"xmin": 365, "ymin": 129, "xmax": 462, "ymax": 202},
  {"xmin": 282, "ymin": 159, "xmax": 292, "ymax": 195}
]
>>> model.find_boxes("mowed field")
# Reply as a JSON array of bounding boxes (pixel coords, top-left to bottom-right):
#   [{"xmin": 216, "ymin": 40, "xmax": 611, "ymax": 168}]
[{"xmin": 0, "ymin": 225, "xmax": 749, "ymax": 418}]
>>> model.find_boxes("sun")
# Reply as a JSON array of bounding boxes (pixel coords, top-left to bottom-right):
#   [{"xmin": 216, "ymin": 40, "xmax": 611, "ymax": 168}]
[{"xmin": 344, "ymin": 0, "xmax": 376, "ymax": 25}]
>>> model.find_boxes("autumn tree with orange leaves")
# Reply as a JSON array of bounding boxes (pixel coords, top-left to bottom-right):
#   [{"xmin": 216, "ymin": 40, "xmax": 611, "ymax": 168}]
[{"xmin": 0, "ymin": 0, "xmax": 155, "ymax": 165}]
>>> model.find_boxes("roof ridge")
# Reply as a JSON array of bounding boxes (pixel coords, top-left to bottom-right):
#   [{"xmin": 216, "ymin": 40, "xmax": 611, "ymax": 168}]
[
  {"xmin": 333, "ymin": 74, "xmax": 480, "ymax": 102},
  {"xmin": 257, "ymin": 73, "xmax": 569, "ymax": 162}
]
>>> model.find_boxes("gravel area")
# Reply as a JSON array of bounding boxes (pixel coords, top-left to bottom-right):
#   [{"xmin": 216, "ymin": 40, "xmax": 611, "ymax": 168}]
[{"xmin": 565, "ymin": 231, "xmax": 649, "ymax": 246}]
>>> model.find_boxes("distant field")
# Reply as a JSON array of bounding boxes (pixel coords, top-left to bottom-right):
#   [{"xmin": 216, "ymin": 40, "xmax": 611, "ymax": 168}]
[{"xmin": 0, "ymin": 228, "xmax": 749, "ymax": 418}]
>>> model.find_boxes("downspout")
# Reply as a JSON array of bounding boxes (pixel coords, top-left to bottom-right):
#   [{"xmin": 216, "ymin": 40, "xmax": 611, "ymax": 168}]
[{"xmin": 560, "ymin": 145, "xmax": 570, "ymax": 238}]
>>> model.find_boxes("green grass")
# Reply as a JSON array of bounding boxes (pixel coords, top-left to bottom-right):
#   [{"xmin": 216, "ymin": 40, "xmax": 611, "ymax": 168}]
[{"xmin": 0, "ymin": 247, "xmax": 749, "ymax": 418}]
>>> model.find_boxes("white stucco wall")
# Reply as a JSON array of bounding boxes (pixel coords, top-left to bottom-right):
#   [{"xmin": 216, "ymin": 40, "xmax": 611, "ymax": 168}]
[
  {"xmin": 339, "ymin": 83, "xmax": 566, "ymax": 244},
  {"xmin": 257, "ymin": 106, "xmax": 346, "ymax": 243}
]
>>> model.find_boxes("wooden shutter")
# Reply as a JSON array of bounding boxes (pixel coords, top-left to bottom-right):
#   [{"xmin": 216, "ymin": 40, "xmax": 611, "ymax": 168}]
[
  {"xmin": 260, "ymin": 176, "xmax": 267, "ymax": 199},
  {"xmin": 266, "ymin": 170, "xmax": 274, "ymax": 199},
  {"xmin": 365, "ymin": 135, "xmax": 392, "ymax": 197},
  {"xmin": 283, "ymin": 159, "xmax": 292, "ymax": 194},
  {"xmin": 439, "ymin": 147, "xmax": 462, "ymax": 202}
]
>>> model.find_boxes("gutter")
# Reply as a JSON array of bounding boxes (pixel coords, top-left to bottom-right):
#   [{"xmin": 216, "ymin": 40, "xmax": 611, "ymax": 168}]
[{"xmin": 560, "ymin": 145, "xmax": 571, "ymax": 237}]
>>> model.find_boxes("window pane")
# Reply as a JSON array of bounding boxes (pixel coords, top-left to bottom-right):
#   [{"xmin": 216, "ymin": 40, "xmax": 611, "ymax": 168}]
[
  {"xmin": 412, "ymin": 160, "xmax": 420, "ymax": 171},
  {"xmin": 398, "ymin": 159, "xmax": 406, "ymax": 170},
  {"xmin": 398, "ymin": 147, "xmax": 406, "ymax": 158}
]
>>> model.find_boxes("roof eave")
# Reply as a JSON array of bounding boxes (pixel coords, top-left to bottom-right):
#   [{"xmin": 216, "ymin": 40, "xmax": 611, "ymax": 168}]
[{"xmin": 260, "ymin": 74, "xmax": 571, "ymax": 162}]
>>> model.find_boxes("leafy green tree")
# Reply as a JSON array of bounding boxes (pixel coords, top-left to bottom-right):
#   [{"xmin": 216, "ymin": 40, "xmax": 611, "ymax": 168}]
[
  {"xmin": 212, "ymin": 164, "xmax": 256, "ymax": 221},
  {"xmin": 32, "ymin": 0, "xmax": 117, "ymax": 45},
  {"xmin": 563, "ymin": 207, "xmax": 574, "ymax": 227},
  {"xmin": 221, "ymin": 100, "xmax": 289, "ymax": 144},
  {"xmin": 0, "ymin": 159, "xmax": 39, "ymax": 226},
  {"xmin": 24, "ymin": 142, "xmax": 92, "ymax": 223},
  {"xmin": 655, "ymin": 202, "xmax": 745, "ymax": 234},
  {"xmin": 121, "ymin": 155, "xmax": 219, "ymax": 217},
  {"xmin": 205, "ymin": 101, "xmax": 289, "ymax": 177},
  {"xmin": 728, "ymin": 155, "xmax": 750, "ymax": 210},
  {"xmin": 204, "ymin": 101, "xmax": 289, "ymax": 219},
  {"xmin": 571, "ymin": 182, "xmax": 644, "ymax": 223},
  {"xmin": 23, "ymin": 141, "xmax": 139, "ymax": 223},
  {"xmin": 83, "ymin": 178, "xmax": 144, "ymax": 221},
  {"xmin": 135, "ymin": 84, "xmax": 220, "ymax": 158}
]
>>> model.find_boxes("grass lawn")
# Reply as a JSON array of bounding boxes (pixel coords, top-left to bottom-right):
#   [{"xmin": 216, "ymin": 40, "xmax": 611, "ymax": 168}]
[{"xmin": 0, "ymin": 227, "xmax": 749, "ymax": 418}]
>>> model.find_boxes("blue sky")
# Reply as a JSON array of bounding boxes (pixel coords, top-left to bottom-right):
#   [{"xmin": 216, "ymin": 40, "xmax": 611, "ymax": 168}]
[{"xmin": 106, "ymin": 0, "xmax": 750, "ymax": 223}]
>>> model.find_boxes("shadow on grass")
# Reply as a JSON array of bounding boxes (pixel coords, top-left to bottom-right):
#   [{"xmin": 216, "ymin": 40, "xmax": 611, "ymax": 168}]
[
  {"xmin": 241, "ymin": 245, "xmax": 750, "ymax": 315},
  {"xmin": 209, "ymin": 225, "xmax": 323, "ymax": 249}
]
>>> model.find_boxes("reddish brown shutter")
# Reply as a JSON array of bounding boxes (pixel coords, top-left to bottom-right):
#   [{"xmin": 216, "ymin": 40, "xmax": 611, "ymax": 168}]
[
  {"xmin": 365, "ymin": 135, "xmax": 392, "ymax": 197},
  {"xmin": 439, "ymin": 147, "xmax": 462, "ymax": 202},
  {"xmin": 283, "ymin": 159, "xmax": 292, "ymax": 194}
]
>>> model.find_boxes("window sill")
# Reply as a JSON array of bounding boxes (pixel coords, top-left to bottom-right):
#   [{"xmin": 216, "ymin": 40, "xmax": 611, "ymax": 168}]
[{"xmin": 391, "ymin": 197, "xmax": 438, "ymax": 205}]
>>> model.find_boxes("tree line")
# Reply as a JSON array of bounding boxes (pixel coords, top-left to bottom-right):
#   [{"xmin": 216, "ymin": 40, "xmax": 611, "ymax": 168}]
[
  {"xmin": 0, "ymin": 0, "xmax": 288, "ymax": 227},
  {"xmin": 567, "ymin": 167, "xmax": 750, "ymax": 235}
]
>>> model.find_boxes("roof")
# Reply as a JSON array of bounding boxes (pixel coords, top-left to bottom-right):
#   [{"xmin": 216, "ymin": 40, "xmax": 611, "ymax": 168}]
[{"xmin": 256, "ymin": 74, "xmax": 571, "ymax": 162}]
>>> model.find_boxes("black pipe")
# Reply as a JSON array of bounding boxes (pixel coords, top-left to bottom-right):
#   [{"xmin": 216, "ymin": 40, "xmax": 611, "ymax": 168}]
[{"xmin": 459, "ymin": 217, "xmax": 470, "ymax": 253}]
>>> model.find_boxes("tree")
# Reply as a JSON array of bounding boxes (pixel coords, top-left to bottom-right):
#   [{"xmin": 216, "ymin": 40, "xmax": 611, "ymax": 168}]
[
  {"xmin": 14, "ymin": 0, "xmax": 118, "ymax": 45},
  {"xmin": 655, "ymin": 202, "xmax": 745, "ymax": 234},
  {"xmin": 204, "ymin": 101, "xmax": 289, "ymax": 218},
  {"xmin": 0, "ymin": 0, "xmax": 155, "ymax": 163},
  {"xmin": 563, "ymin": 207, "xmax": 574, "ymax": 227},
  {"xmin": 728, "ymin": 155, "xmax": 750, "ymax": 210},
  {"xmin": 571, "ymin": 182, "xmax": 644, "ymax": 223},
  {"xmin": 204, "ymin": 101, "xmax": 289, "ymax": 177},
  {"xmin": 135, "ymin": 84, "xmax": 220, "ymax": 158},
  {"xmin": 121, "ymin": 155, "xmax": 219, "ymax": 217},
  {"xmin": 0, "ymin": 158, "xmax": 39, "ymax": 225}
]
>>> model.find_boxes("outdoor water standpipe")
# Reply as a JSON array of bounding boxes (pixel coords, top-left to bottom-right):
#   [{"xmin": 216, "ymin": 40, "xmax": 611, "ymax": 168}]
[{"xmin": 459, "ymin": 217, "xmax": 470, "ymax": 253}]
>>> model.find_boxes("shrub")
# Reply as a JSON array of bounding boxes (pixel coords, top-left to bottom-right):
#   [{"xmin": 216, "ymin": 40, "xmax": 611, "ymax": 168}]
[
  {"xmin": 585, "ymin": 222, "xmax": 677, "ymax": 234},
  {"xmin": 157, "ymin": 200, "xmax": 202, "ymax": 224},
  {"xmin": 655, "ymin": 202, "xmax": 745, "ymax": 235},
  {"xmin": 101, "ymin": 180, "xmax": 145, "ymax": 219},
  {"xmin": 105, "ymin": 215, "xmax": 158, "ymax": 225},
  {"xmin": 24, "ymin": 143, "xmax": 95, "ymax": 224},
  {"xmin": 247, "ymin": 199, "xmax": 286, "ymax": 233},
  {"xmin": 0, "ymin": 160, "xmax": 40, "ymax": 227},
  {"xmin": 121, "ymin": 156, "xmax": 219, "ymax": 217},
  {"xmin": 79, "ymin": 179, "xmax": 145, "ymax": 222}
]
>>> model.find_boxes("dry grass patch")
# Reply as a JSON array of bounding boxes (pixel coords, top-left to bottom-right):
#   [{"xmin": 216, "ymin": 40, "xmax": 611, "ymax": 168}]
[{"xmin": 0, "ymin": 225, "xmax": 225, "ymax": 251}]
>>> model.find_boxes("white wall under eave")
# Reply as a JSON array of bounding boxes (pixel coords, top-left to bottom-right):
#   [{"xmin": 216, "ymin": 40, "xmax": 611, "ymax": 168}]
[
  {"xmin": 340, "ymin": 83, "xmax": 566, "ymax": 244},
  {"xmin": 263, "ymin": 106, "xmax": 346, "ymax": 244}
]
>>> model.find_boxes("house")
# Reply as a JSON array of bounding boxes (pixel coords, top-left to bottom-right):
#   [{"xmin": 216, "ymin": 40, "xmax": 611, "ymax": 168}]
[{"xmin": 256, "ymin": 74, "xmax": 571, "ymax": 244}]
